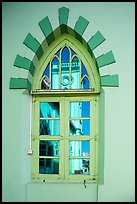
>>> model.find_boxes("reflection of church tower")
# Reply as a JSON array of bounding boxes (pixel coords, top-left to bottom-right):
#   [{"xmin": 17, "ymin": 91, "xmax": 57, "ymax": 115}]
[
  {"xmin": 51, "ymin": 60, "xmax": 80, "ymax": 90},
  {"xmin": 40, "ymin": 102, "xmax": 59, "ymax": 173}
]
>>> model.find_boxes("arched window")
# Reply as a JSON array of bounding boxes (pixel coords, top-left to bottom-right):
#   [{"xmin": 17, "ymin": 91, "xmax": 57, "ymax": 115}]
[
  {"xmin": 31, "ymin": 34, "xmax": 99, "ymax": 182},
  {"xmin": 9, "ymin": 7, "xmax": 119, "ymax": 183},
  {"xmin": 40, "ymin": 46, "xmax": 91, "ymax": 90}
]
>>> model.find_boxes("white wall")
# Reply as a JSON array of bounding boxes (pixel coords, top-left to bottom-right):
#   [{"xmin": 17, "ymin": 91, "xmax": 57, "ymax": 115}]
[{"xmin": 2, "ymin": 2, "xmax": 135, "ymax": 202}]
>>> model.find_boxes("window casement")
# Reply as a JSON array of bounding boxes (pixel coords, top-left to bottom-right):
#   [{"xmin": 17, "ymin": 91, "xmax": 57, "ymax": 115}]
[{"xmin": 31, "ymin": 34, "xmax": 100, "ymax": 183}]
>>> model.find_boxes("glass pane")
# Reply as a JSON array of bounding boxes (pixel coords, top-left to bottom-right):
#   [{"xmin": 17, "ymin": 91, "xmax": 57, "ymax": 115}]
[
  {"xmin": 71, "ymin": 49, "xmax": 75, "ymax": 57},
  {"xmin": 41, "ymin": 77, "xmax": 50, "ymax": 89},
  {"xmin": 81, "ymin": 76, "xmax": 90, "ymax": 89},
  {"xmin": 40, "ymin": 102, "xmax": 59, "ymax": 118},
  {"xmin": 61, "ymin": 47, "xmax": 70, "ymax": 89},
  {"xmin": 61, "ymin": 47, "xmax": 70, "ymax": 61},
  {"xmin": 39, "ymin": 158, "xmax": 59, "ymax": 174},
  {"xmin": 39, "ymin": 140, "xmax": 59, "ymax": 156},
  {"xmin": 70, "ymin": 120, "xmax": 90, "ymax": 136},
  {"xmin": 55, "ymin": 49, "xmax": 60, "ymax": 57},
  {"xmin": 70, "ymin": 102, "xmax": 90, "ymax": 118},
  {"xmin": 81, "ymin": 63, "xmax": 88, "ymax": 77},
  {"xmin": 43, "ymin": 63, "xmax": 50, "ymax": 78},
  {"xmin": 51, "ymin": 57, "xmax": 59, "ymax": 89},
  {"xmin": 69, "ymin": 140, "xmax": 90, "ymax": 156},
  {"xmin": 40, "ymin": 119, "xmax": 60, "ymax": 136},
  {"xmin": 69, "ymin": 159, "xmax": 90, "ymax": 175},
  {"xmin": 71, "ymin": 57, "xmax": 80, "ymax": 89}
]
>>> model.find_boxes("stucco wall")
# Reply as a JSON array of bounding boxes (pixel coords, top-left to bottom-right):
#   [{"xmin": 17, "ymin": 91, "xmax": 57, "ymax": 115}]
[{"xmin": 2, "ymin": 2, "xmax": 135, "ymax": 202}]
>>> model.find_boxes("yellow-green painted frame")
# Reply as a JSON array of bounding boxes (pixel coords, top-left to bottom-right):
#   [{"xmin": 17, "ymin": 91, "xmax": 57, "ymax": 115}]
[
  {"xmin": 32, "ymin": 34, "xmax": 100, "ymax": 93},
  {"xmin": 31, "ymin": 33, "xmax": 100, "ymax": 183},
  {"xmin": 31, "ymin": 93, "xmax": 99, "ymax": 183}
]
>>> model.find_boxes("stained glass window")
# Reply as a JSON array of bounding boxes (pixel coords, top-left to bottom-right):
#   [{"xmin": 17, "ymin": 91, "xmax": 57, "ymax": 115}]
[{"xmin": 41, "ymin": 46, "xmax": 90, "ymax": 90}]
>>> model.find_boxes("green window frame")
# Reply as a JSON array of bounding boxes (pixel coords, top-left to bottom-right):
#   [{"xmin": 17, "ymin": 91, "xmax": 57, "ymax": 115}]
[{"xmin": 31, "ymin": 34, "xmax": 100, "ymax": 182}]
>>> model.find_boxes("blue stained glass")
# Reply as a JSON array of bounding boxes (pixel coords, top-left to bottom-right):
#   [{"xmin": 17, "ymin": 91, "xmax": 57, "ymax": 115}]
[
  {"xmin": 71, "ymin": 49, "xmax": 75, "ymax": 57},
  {"xmin": 61, "ymin": 47, "xmax": 70, "ymax": 61},
  {"xmin": 55, "ymin": 49, "xmax": 60, "ymax": 57},
  {"xmin": 82, "ymin": 77, "xmax": 90, "ymax": 89},
  {"xmin": 43, "ymin": 64, "xmax": 50, "ymax": 78},
  {"xmin": 81, "ymin": 63, "xmax": 88, "ymax": 77}
]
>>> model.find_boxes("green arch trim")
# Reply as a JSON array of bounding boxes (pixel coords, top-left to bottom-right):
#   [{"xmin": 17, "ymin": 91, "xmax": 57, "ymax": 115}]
[{"xmin": 9, "ymin": 6, "xmax": 119, "ymax": 91}]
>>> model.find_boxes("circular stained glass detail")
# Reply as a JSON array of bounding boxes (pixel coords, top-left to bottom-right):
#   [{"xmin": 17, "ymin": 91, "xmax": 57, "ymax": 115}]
[{"xmin": 61, "ymin": 76, "xmax": 74, "ymax": 86}]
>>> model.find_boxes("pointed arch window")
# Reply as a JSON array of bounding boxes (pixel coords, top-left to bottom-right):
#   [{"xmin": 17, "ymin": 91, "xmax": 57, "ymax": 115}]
[
  {"xmin": 31, "ymin": 35, "xmax": 100, "ymax": 183},
  {"xmin": 40, "ymin": 46, "xmax": 91, "ymax": 91}
]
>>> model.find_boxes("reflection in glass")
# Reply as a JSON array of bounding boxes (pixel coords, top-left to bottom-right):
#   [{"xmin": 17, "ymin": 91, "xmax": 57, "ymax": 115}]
[
  {"xmin": 41, "ymin": 64, "xmax": 50, "ymax": 89},
  {"xmin": 61, "ymin": 47, "xmax": 70, "ymax": 89},
  {"xmin": 71, "ymin": 57, "xmax": 80, "ymax": 89},
  {"xmin": 43, "ymin": 63, "xmax": 50, "ymax": 78},
  {"xmin": 55, "ymin": 49, "xmax": 60, "ymax": 57},
  {"xmin": 41, "ymin": 77, "xmax": 50, "ymax": 89},
  {"xmin": 70, "ymin": 120, "xmax": 90, "ymax": 136},
  {"xmin": 71, "ymin": 49, "xmax": 75, "ymax": 57},
  {"xmin": 70, "ymin": 102, "xmax": 90, "ymax": 118},
  {"xmin": 40, "ymin": 45, "xmax": 92, "ymax": 90},
  {"xmin": 40, "ymin": 119, "xmax": 60, "ymax": 136},
  {"xmin": 81, "ymin": 63, "xmax": 88, "ymax": 77},
  {"xmin": 81, "ymin": 76, "xmax": 90, "ymax": 89},
  {"xmin": 69, "ymin": 140, "xmax": 90, "ymax": 157},
  {"xmin": 39, "ymin": 140, "xmax": 59, "ymax": 156},
  {"xmin": 51, "ymin": 57, "xmax": 59, "ymax": 89},
  {"xmin": 40, "ymin": 102, "xmax": 59, "ymax": 118},
  {"xmin": 69, "ymin": 159, "xmax": 90, "ymax": 175},
  {"xmin": 61, "ymin": 47, "xmax": 70, "ymax": 61},
  {"xmin": 39, "ymin": 158, "xmax": 59, "ymax": 174}
]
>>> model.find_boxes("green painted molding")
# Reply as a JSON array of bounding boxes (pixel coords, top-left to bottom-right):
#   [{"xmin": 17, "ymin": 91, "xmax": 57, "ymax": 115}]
[
  {"xmin": 101, "ymin": 74, "xmax": 119, "ymax": 87},
  {"xmin": 88, "ymin": 31, "xmax": 106, "ymax": 51},
  {"xmin": 9, "ymin": 78, "xmax": 32, "ymax": 90},
  {"xmin": 96, "ymin": 50, "xmax": 116, "ymax": 68},
  {"xmin": 58, "ymin": 7, "xmax": 69, "ymax": 25},
  {"xmin": 74, "ymin": 16, "xmax": 89, "ymax": 36},
  {"xmin": 23, "ymin": 33, "xmax": 43, "ymax": 60},
  {"xmin": 14, "ymin": 55, "xmax": 35, "ymax": 76}
]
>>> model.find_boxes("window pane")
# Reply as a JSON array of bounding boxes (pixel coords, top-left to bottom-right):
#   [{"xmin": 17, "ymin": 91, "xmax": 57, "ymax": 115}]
[
  {"xmin": 71, "ymin": 57, "xmax": 80, "ymax": 89},
  {"xmin": 39, "ymin": 158, "xmax": 59, "ymax": 174},
  {"xmin": 69, "ymin": 140, "xmax": 90, "ymax": 156},
  {"xmin": 71, "ymin": 49, "xmax": 75, "ymax": 57},
  {"xmin": 43, "ymin": 63, "xmax": 50, "ymax": 78},
  {"xmin": 81, "ymin": 76, "xmax": 90, "ymax": 89},
  {"xmin": 81, "ymin": 63, "xmax": 88, "ymax": 77},
  {"xmin": 40, "ymin": 102, "xmax": 59, "ymax": 118},
  {"xmin": 70, "ymin": 102, "xmax": 90, "ymax": 118},
  {"xmin": 61, "ymin": 47, "xmax": 70, "ymax": 61},
  {"xmin": 39, "ymin": 140, "xmax": 59, "ymax": 156},
  {"xmin": 61, "ymin": 47, "xmax": 70, "ymax": 89},
  {"xmin": 40, "ymin": 119, "xmax": 60, "ymax": 136},
  {"xmin": 41, "ymin": 77, "xmax": 50, "ymax": 89},
  {"xmin": 69, "ymin": 159, "xmax": 90, "ymax": 175},
  {"xmin": 51, "ymin": 57, "xmax": 59, "ymax": 89},
  {"xmin": 70, "ymin": 120, "xmax": 90, "ymax": 136}
]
